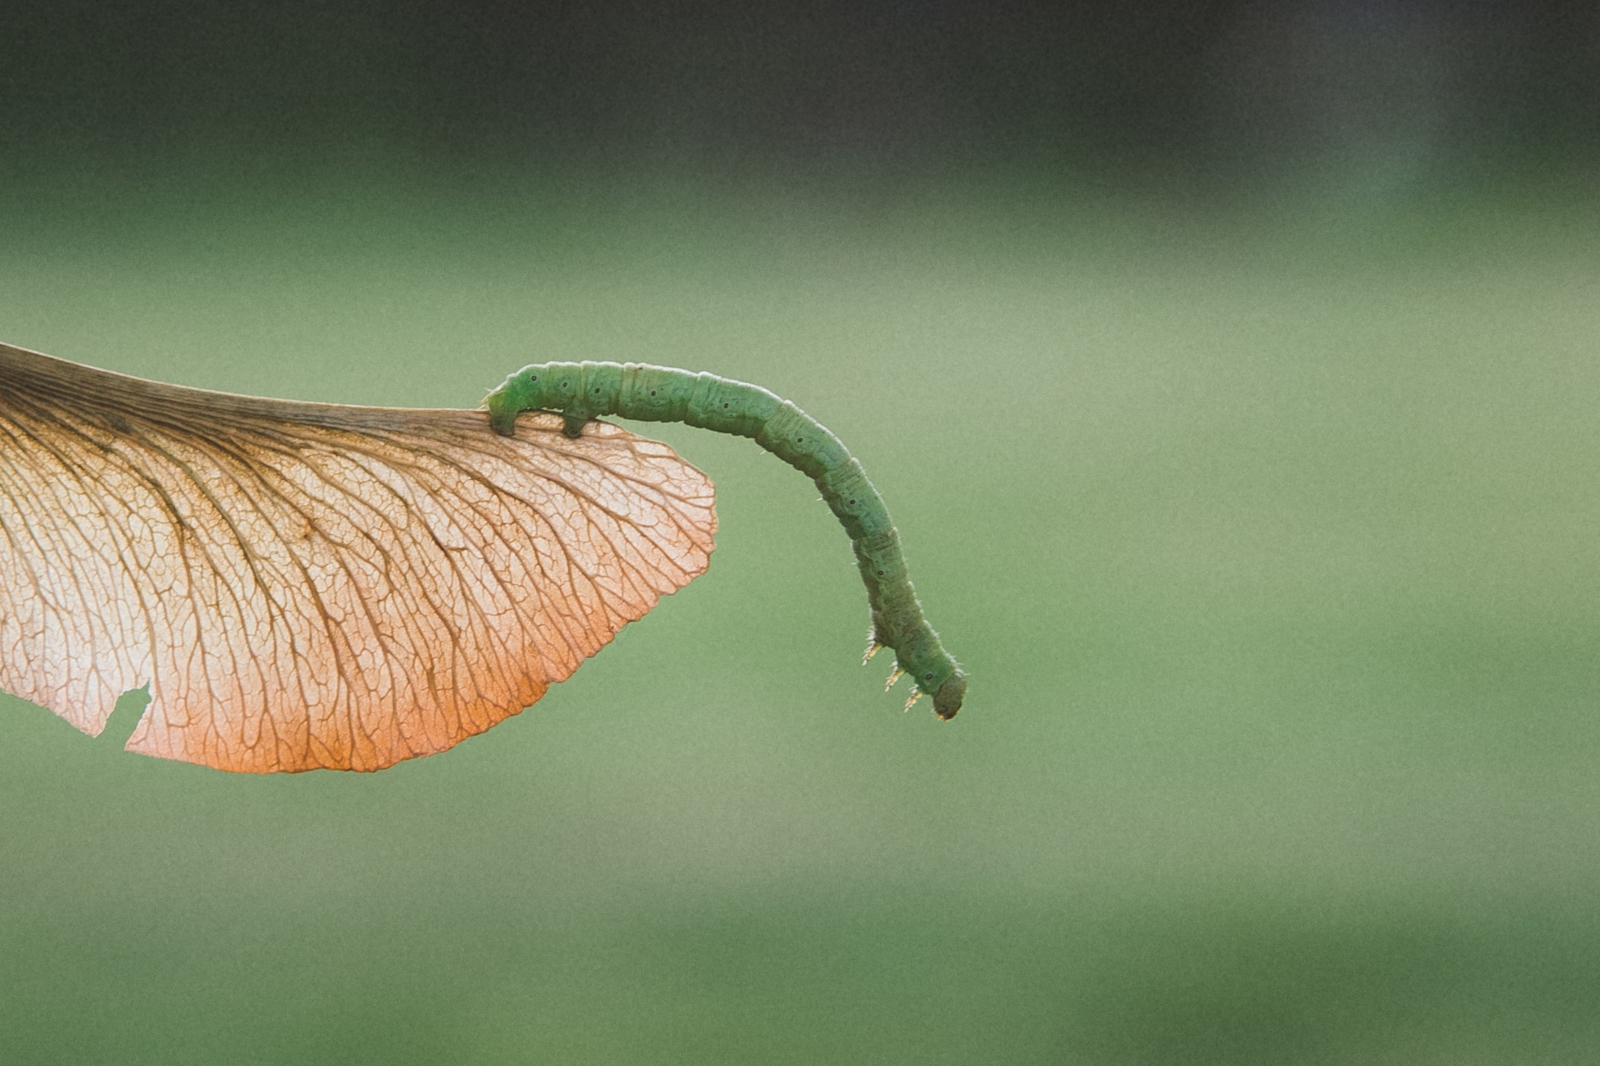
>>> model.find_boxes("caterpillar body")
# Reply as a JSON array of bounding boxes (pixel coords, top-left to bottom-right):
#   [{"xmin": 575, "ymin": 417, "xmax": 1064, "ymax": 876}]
[{"xmin": 486, "ymin": 361, "xmax": 967, "ymax": 720}]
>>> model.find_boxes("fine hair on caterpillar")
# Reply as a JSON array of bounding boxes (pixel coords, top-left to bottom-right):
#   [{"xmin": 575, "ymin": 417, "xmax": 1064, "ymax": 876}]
[{"xmin": 486, "ymin": 360, "xmax": 967, "ymax": 719}]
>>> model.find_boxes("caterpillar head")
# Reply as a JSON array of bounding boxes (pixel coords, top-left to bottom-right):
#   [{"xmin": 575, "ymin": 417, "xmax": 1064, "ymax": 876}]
[
  {"xmin": 890, "ymin": 629, "xmax": 965, "ymax": 720},
  {"xmin": 932, "ymin": 669, "xmax": 966, "ymax": 720}
]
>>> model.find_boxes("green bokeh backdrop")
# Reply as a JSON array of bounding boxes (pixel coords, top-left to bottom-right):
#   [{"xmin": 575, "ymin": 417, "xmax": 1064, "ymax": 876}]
[{"xmin": 3, "ymin": 171, "xmax": 1599, "ymax": 1064}]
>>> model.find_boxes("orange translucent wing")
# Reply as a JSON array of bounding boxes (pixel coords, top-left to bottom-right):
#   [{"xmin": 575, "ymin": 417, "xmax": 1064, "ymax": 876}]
[{"xmin": 0, "ymin": 343, "xmax": 715, "ymax": 773}]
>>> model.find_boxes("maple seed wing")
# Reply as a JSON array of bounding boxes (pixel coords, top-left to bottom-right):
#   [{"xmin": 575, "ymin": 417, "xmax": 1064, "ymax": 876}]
[{"xmin": 0, "ymin": 343, "xmax": 716, "ymax": 772}]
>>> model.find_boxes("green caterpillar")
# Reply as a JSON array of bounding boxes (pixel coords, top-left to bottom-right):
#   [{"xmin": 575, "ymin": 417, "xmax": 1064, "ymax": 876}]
[{"xmin": 485, "ymin": 361, "xmax": 967, "ymax": 720}]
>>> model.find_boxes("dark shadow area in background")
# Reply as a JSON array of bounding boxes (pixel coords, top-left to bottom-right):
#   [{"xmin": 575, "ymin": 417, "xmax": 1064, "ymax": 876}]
[{"xmin": 1, "ymin": 1, "xmax": 1598, "ymax": 196}]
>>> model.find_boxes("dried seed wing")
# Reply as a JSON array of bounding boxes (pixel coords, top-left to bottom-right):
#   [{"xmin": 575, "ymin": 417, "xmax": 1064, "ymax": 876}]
[{"xmin": 0, "ymin": 342, "xmax": 716, "ymax": 772}]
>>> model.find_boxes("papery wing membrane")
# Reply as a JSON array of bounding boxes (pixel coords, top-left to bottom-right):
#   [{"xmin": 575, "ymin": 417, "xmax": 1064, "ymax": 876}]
[{"xmin": 0, "ymin": 343, "xmax": 716, "ymax": 772}]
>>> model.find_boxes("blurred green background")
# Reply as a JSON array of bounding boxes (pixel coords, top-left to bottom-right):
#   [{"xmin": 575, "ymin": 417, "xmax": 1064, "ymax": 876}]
[{"xmin": 4, "ymin": 4, "xmax": 1600, "ymax": 1064}]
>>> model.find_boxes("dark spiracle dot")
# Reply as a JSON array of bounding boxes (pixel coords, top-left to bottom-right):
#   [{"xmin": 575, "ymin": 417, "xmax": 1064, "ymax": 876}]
[
  {"xmin": 876, "ymin": 569, "xmax": 884, "ymax": 576},
  {"xmin": 723, "ymin": 402, "xmax": 729, "ymax": 407},
  {"xmin": 924, "ymin": 672, "xmax": 933, "ymax": 680},
  {"xmin": 650, "ymin": 390, "xmax": 657, "ymax": 396}
]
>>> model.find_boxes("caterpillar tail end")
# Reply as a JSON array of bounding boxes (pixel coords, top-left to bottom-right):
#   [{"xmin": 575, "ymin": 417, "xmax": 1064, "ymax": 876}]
[{"xmin": 484, "ymin": 389, "xmax": 520, "ymax": 437}]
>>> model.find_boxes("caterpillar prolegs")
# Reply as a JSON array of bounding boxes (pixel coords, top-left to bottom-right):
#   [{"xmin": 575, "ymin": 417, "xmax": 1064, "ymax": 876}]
[{"xmin": 486, "ymin": 361, "xmax": 967, "ymax": 720}]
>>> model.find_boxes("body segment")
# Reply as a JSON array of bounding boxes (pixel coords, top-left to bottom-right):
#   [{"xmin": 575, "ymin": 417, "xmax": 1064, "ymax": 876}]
[{"xmin": 487, "ymin": 361, "xmax": 966, "ymax": 718}]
